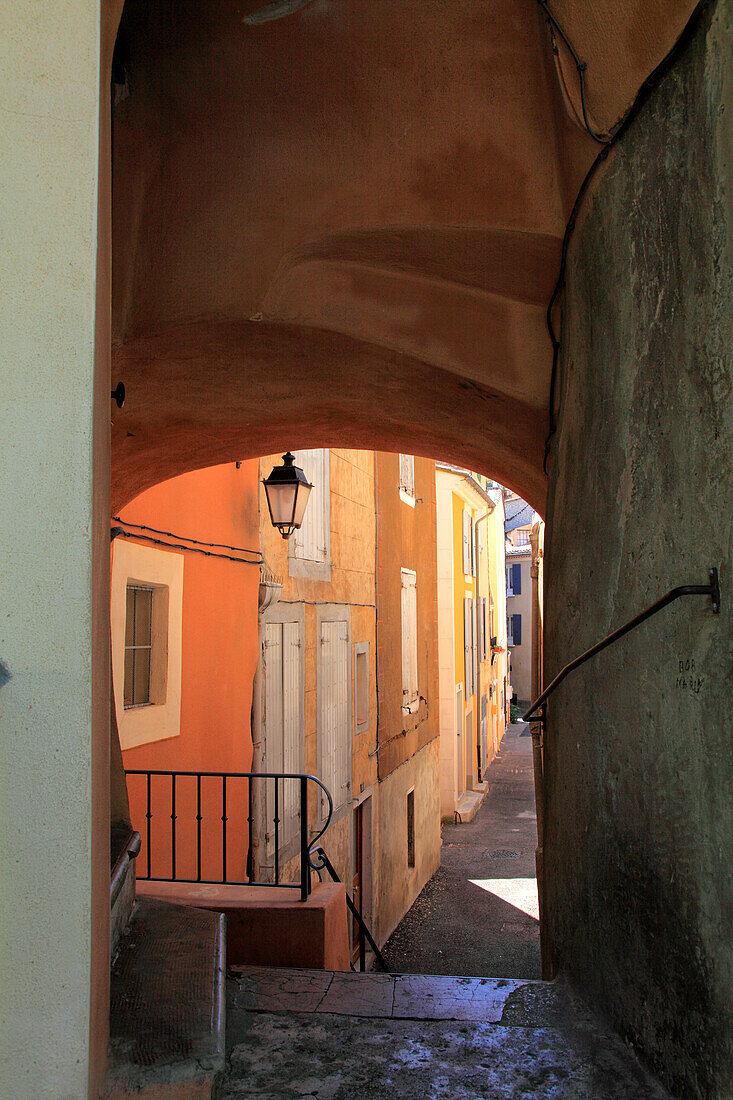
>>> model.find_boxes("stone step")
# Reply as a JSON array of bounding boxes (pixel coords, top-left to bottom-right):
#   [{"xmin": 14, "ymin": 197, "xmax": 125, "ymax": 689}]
[
  {"xmin": 223, "ymin": 967, "xmax": 672, "ymax": 1099},
  {"xmin": 231, "ymin": 965, "xmax": 544, "ymax": 1023},
  {"xmin": 105, "ymin": 898, "xmax": 225, "ymax": 1099}
]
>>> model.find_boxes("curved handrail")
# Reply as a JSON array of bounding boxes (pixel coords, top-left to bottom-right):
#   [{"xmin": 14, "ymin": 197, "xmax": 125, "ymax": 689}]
[
  {"xmin": 310, "ymin": 844, "xmax": 389, "ymax": 972},
  {"xmin": 305, "ymin": 781, "xmax": 334, "ymax": 874},
  {"xmin": 523, "ymin": 568, "xmax": 720, "ymax": 723},
  {"xmin": 124, "ymin": 769, "xmax": 336, "ymax": 901}
]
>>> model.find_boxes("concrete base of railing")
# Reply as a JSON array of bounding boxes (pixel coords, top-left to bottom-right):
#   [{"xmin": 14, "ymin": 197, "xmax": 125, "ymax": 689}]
[{"xmin": 137, "ymin": 879, "xmax": 350, "ymax": 971}]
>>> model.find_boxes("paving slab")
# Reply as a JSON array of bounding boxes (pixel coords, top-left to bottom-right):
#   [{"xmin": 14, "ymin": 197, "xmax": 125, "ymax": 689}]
[
  {"xmin": 232, "ymin": 966, "xmax": 538, "ymax": 1022},
  {"xmin": 392, "ymin": 974, "xmax": 528, "ymax": 1023}
]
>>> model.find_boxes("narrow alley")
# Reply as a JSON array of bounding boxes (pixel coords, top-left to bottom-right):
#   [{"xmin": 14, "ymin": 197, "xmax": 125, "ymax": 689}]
[{"xmin": 383, "ymin": 721, "xmax": 541, "ymax": 980}]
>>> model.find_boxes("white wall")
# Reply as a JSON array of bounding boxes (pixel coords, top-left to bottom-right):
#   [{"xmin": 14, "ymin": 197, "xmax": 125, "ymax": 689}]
[{"xmin": 0, "ymin": 4, "xmax": 107, "ymax": 1096}]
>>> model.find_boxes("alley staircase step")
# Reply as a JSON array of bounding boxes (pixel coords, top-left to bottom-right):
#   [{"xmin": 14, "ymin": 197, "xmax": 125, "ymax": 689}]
[
  {"xmin": 105, "ymin": 898, "xmax": 225, "ymax": 1099},
  {"xmin": 222, "ymin": 966, "xmax": 672, "ymax": 1099}
]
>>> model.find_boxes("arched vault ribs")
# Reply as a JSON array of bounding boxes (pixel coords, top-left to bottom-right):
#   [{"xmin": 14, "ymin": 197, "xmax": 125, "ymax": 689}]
[{"xmin": 111, "ymin": 320, "xmax": 546, "ymax": 514}]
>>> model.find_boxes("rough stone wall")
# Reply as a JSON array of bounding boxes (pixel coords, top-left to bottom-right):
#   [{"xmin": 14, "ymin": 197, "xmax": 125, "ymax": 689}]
[{"xmin": 544, "ymin": 3, "xmax": 733, "ymax": 1097}]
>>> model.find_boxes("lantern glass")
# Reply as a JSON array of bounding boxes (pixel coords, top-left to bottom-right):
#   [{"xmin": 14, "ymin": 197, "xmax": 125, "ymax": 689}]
[
  {"xmin": 266, "ymin": 482, "xmax": 297, "ymax": 527},
  {"xmin": 262, "ymin": 452, "xmax": 313, "ymax": 538},
  {"xmin": 292, "ymin": 481, "xmax": 311, "ymax": 528}
]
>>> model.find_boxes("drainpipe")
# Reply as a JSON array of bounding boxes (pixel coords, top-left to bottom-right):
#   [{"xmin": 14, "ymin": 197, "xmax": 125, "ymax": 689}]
[{"xmin": 474, "ymin": 509, "xmax": 492, "ymax": 784}]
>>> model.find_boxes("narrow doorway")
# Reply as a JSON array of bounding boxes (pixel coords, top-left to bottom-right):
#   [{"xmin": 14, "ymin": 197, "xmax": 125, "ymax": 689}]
[{"xmin": 351, "ymin": 796, "xmax": 372, "ymax": 964}]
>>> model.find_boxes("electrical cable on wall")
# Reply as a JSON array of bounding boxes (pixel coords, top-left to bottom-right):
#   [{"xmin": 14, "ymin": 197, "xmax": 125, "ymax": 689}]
[
  {"xmin": 536, "ymin": 0, "xmax": 611, "ymax": 146},
  {"xmin": 110, "ymin": 525, "xmax": 263, "ymax": 565},
  {"xmin": 539, "ymin": 0, "xmax": 711, "ymax": 475},
  {"xmin": 111, "ymin": 516, "xmax": 261, "ymax": 558}
]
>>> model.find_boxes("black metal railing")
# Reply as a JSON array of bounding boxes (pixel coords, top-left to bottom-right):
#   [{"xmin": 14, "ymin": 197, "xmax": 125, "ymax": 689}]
[
  {"xmin": 523, "ymin": 567, "xmax": 720, "ymax": 723},
  {"xmin": 125, "ymin": 770, "xmax": 333, "ymax": 902},
  {"xmin": 310, "ymin": 845, "xmax": 389, "ymax": 973}
]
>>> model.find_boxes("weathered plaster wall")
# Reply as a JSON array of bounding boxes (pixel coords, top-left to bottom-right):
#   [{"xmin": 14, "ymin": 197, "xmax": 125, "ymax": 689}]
[
  {"xmin": 544, "ymin": 4, "xmax": 733, "ymax": 1096},
  {"xmin": 374, "ymin": 738, "xmax": 441, "ymax": 948},
  {"xmin": 376, "ymin": 454, "xmax": 439, "ymax": 780}
]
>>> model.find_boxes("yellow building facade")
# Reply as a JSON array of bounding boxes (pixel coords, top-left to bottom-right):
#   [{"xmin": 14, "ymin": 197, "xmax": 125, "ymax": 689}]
[{"xmin": 436, "ymin": 464, "xmax": 508, "ymax": 822}]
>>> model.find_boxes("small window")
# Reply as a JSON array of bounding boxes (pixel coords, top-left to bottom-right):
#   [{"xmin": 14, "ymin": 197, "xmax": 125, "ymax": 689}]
[
  {"xmin": 124, "ymin": 585, "xmax": 154, "ymax": 707},
  {"xmin": 354, "ymin": 642, "xmax": 369, "ymax": 734},
  {"xmin": 407, "ymin": 789, "xmax": 415, "ymax": 868},
  {"xmin": 399, "ymin": 454, "xmax": 415, "ymax": 505}
]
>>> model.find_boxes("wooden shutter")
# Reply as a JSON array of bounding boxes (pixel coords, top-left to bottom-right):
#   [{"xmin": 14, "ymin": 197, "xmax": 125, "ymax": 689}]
[
  {"xmin": 399, "ymin": 454, "xmax": 415, "ymax": 496},
  {"xmin": 401, "ymin": 570, "xmax": 418, "ymax": 711},
  {"xmin": 464, "ymin": 597, "xmax": 473, "ymax": 696},
  {"xmin": 320, "ymin": 619, "xmax": 351, "ymax": 812},
  {"xmin": 264, "ymin": 623, "xmax": 283, "ymax": 850},
  {"xmin": 462, "ymin": 510, "xmax": 471, "ymax": 574},
  {"xmin": 264, "ymin": 620, "xmax": 303, "ymax": 849},
  {"xmin": 282, "ymin": 621, "xmax": 302, "ymax": 843},
  {"xmin": 512, "ymin": 613, "xmax": 522, "ymax": 646},
  {"xmin": 292, "ymin": 449, "xmax": 329, "ymax": 563},
  {"xmin": 512, "ymin": 562, "xmax": 522, "ymax": 595}
]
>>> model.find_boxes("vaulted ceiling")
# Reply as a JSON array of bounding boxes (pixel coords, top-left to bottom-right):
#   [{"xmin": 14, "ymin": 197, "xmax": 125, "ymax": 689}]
[{"xmin": 110, "ymin": 0, "xmax": 697, "ymax": 512}]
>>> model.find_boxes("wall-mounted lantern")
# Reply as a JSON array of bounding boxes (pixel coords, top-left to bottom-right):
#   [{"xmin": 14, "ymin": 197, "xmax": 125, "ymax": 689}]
[{"xmin": 262, "ymin": 452, "xmax": 312, "ymax": 539}]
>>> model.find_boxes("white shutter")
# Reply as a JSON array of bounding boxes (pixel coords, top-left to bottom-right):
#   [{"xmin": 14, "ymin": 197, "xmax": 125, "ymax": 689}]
[
  {"xmin": 320, "ymin": 619, "xmax": 351, "ymax": 813},
  {"xmin": 401, "ymin": 569, "xmax": 418, "ymax": 712},
  {"xmin": 292, "ymin": 449, "xmax": 329, "ymax": 563},
  {"xmin": 399, "ymin": 454, "xmax": 415, "ymax": 497},
  {"xmin": 264, "ymin": 620, "xmax": 302, "ymax": 850},
  {"xmin": 464, "ymin": 597, "xmax": 473, "ymax": 697},
  {"xmin": 282, "ymin": 621, "xmax": 302, "ymax": 844},
  {"xmin": 462, "ymin": 510, "xmax": 471, "ymax": 575},
  {"xmin": 264, "ymin": 623, "xmax": 283, "ymax": 850}
]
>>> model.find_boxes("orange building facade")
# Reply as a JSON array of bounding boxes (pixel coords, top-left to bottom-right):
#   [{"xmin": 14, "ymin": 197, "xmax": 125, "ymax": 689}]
[{"xmin": 115, "ymin": 461, "xmax": 261, "ymax": 882}]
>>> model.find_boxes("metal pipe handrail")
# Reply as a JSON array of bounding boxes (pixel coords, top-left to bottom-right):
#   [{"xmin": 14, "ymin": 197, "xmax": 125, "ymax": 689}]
[
  {"xmin": 310, "ymin": 845, "xmax": 389, "ymax": 973},
  {"xmin": 522, "ymin": 568, "xmax": 720, "ymax": 723},
  {"xmin": 125, "ymin": 769, "xmax": 334, "ymax": 902},
  {"xmin": 110, "ymin": 830, "xmax": 141, "ymax": 908}
]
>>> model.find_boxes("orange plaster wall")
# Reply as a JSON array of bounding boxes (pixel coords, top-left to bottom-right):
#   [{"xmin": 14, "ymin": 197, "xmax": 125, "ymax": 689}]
[{"xmin": 118, "ymin": 461, "xmax": 260, "ymax": 881}]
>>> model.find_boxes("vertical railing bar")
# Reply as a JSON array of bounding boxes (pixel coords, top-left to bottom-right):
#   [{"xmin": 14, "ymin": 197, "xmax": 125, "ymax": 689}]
[
  {"xmin": 146, "ymin": 771, "xmax": 152, "ymax": 879},
  {"xmin": 222, "ymin": 775, "xmax": 227, "ymax": 884},
  {"xmin": 171, "ymin": 773, "xmax": 176, "ymax": 880},
  {"xmin": 300, "ymin": 776, "xmax": 309, "ymax": 902},
  {"xmin": 274, "ymin": 777, "xmax": 280, "ymax": 885},
  {"xmin": 196, "ymin": 773, "xmax": 202, "ymax": 883},
  {"xmin": 247, "ymin": 777, "xmax": 254, "ymax": 883},
  {"xmin": 360, "ymin": 923, "xmax": 366, "ymax": 972}
]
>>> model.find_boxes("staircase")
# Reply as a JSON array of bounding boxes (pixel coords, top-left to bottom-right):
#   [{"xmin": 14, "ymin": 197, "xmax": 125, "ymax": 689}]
[{"xmin": 221, "ymin": 967, "xmax": 672, "ymax": 1099}]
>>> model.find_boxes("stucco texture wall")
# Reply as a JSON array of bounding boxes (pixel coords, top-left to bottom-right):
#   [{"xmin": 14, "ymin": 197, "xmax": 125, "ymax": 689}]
[
  {"xmin": 119, "ymin": 462, "xmax": 261, "ymax": 880},
  {"xmin": 544, "ymin": 3, "xmax": 733, "ymax": 1097},
  {"xmin": 374, "ymin": 738, "xmax": 441, "ymax": 948}
]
